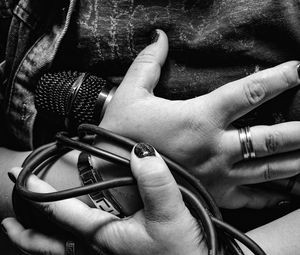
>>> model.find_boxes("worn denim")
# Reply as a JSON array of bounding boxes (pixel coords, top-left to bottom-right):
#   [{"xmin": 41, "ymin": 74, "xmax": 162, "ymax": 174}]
[
  {"xmin": 1, "ymin": 0, "xmax": 300, "ymax": 149},
  {"xmin": 0, "ymin": 0, "xmax": 77, "ymax": 148}
]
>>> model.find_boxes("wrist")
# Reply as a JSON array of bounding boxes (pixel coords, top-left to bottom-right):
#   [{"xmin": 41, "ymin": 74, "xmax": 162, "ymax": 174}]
[{"xmin": 42, "ymin": 150, "xmax": 93, "ymax": 207}]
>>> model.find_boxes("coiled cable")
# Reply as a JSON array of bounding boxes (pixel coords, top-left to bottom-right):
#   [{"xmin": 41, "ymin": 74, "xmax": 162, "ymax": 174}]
[{"xmin": 15, "ymin": 124, "xmax": 266, "ymax": 255}]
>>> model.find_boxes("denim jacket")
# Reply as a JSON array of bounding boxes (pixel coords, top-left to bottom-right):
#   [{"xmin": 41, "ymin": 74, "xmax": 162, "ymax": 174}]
[
  {"xmin": 0, "ymin": 0, "xmax": 77, "ymax": 149},
  {"xmin": 1, "ymin": 0, "xmax": 300, "ymax": 149}
]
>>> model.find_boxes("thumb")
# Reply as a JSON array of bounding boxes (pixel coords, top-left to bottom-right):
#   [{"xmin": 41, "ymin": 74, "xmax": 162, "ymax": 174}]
[
  {"xmin": 119, "ymin": 29, "xmax": 169, "ymax": 94},
  {"xmin": 130, "ymin": 143, "xmax": 186, "ymax": 222},
  {"xmin": 8, "ymin": 167, "xmax": 116, "ymax": 237}
]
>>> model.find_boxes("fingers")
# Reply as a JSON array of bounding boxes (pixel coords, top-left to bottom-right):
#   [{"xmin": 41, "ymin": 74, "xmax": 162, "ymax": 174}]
[
  {"xmin": 225, "ymin": 122, "xmax": 300, "ymax": 162},
  {"xmin": 251, "ymin": 122, "xmax": 300, "ymax": 157},
  {"xmin": 118, "ymin": 29, "xmax": 169, "ymax": 95},
  {"xmin": 9, "ymin": 167, "xmax": 117, "ymax": 237},
  {"xmin": 1, "ymin": 217, "xmax": 64, "ymax": 255},
  {"xmin": 207, "ymin": 61, "xmax": 300, "ymax": 125},
  {"xmin": 231, "ymin": 186, "xmax": 291, "ymax": 209},
  {"xmin": 232, "ymin": 150, "xmax": 300, "ymax": 185},
  {"xmin": 130, "ymin": 143, "xmax": 186, "ymax": 222}
]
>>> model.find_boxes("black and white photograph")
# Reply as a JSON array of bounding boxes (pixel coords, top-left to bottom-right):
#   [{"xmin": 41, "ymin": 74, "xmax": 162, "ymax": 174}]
[{"xmin": 1, "ymin": 1, "xmax": 300, "ymax": 254}]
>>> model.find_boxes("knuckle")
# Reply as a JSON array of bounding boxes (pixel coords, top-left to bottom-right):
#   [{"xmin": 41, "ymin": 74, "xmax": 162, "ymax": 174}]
[
  {"xmin": 264, "ymin": 162, "xmax": 273, "ymax": 180},
  {"xmin": 130, "ymin": 51, "xmax": 161, "ymax": 83},
  {"xmin": 134, "ymin": 51, "xmax": 161, "ymax": 70},
  {"xmin": 263, "ymin": 162, "xmax": 279, "ymax": 181},
  {"xmin": 243, "ymin": 78, "xmax": 266, "ymax": 106},
  {"xmin": 141, "ymin": 161, "xmax": 165, "ymax": 178},
  {"xmin": 264, "ymin": 130, "xmax": 283, "ymax": 154},
  {"xmin": 137, "ymin": 159, "xmax": 172, "ymax": 188},
  {"xmin": 277, "ymin": 63, "xmax": 299, "ymax": 88}
]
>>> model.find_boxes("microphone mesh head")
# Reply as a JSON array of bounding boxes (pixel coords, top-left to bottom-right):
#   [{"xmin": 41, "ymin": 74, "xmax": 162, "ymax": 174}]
[
  {"xmin": 70, "ymin": 74, "xmax": 107, "ymax": 126},
  {"xmin": 36, "ymin": 71, "xmax": 79, "ymax": 118},
  {"xmin": 36, "ymin": 71, "xmax": 109, "ymax": 130}
]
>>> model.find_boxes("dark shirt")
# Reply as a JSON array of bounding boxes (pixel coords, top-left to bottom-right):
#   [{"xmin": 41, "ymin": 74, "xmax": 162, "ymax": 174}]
[{"xmin": 1, "ymin": 0, "xmax": 300, "ymax": 149}]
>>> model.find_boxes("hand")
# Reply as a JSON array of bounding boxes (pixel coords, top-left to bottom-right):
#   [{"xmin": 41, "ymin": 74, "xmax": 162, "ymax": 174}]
[
  {"xmin": 1, "ymin": 144, "xmax": 206, "ymax": 255},
  {"xmin": 99, "ymin": 29, "xmax": 300, "ymax": 209}
]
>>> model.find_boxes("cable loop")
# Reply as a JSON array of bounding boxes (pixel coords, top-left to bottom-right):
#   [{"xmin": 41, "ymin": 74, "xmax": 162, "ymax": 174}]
[{"xmin": 14, "ymin": 124, "xmax": 266, "ymax": 255}]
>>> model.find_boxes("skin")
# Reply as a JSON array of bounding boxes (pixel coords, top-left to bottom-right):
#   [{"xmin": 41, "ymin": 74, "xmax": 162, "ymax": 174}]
[
  {"xmin": 0, "ymin": 149, "xmax": 93, "ymax": 219},
  {"xmin": 2, "ymin": 29, "xmax": 300, "ymax": 254},
  {"xmin": 100, "ymin": 29, "xmax": 300, "ymax": 209},
  {"xmin": 2, "ymin": 148, "xmax": 300, "ymax": 255},
  {"xmin": 2, "ymin": 146, "xmax": 207, "ymax": 255}
]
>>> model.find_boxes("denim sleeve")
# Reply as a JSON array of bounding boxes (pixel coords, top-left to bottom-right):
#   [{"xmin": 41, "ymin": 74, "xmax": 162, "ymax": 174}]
[
  {"xmin": 0, "ymin": 0, "xmax": 16, "ymax": 145},
  {"xmin": 0, "ymin": 0, "xmax": 16, "ymax": 61},
  {"xmin": 2, "ymin": 0, "xmax": 78, "ymax": 149},
  {"xmin": 0, "ymin": 0, "xmax": 15, "ymax": 100}
]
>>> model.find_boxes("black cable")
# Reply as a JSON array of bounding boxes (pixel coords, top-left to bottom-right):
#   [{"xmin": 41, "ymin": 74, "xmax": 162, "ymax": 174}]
[
  {"xmin": 78, "ymin": 124, "xmax": 223, "ymax": 220},
  {"xmin": 180, "ymin": 186, "xmax": 217, "ymax": 254},
  {"xmin": 22, "ymin": 141, "xmax": 56, "ymax": 167},
  {"xmin": 14, "ymin": 124, "xmax": 266, "ymax": 255},
  {"xmin": 212, "ymin": 218, "xmax": 266, "ymax": 255},
  {"xmin": 16, "ymin": 138, "xmax": 218, "ymax": 254},
  {"xmin": 77, "ymin": 125, "xmax": 246, "ymax": 254}
]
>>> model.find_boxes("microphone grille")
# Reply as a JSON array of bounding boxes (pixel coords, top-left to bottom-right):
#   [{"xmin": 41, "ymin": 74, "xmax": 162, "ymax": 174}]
[
  {"xmin": 36, "ymin": 71, "xmax": 80, "ymax": 118},
  {"xmin": 36, "ymin": 71, "xmax": 109, "ymax": 130},
  {"xmin": 70, "ymin": 74, "xmax": 107, "ymax": 126}
]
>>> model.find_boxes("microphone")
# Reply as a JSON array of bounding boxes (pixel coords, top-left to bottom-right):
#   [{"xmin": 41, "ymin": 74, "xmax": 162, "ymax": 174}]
[{"xmin": 35, "ymin": 71, "xmax": 116, "ymax": 131}]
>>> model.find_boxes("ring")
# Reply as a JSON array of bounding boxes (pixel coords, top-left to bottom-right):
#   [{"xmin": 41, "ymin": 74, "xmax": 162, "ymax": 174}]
[
  {"xmin": 65, "ymin": 240, "xmax": 76, "ymax": 255},
  {"xmin": 238, "ymin": 126, "xmax": 256, "ymax": 160}
]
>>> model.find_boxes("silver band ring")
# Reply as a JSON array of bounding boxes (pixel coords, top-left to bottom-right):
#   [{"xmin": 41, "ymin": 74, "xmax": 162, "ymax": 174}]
[
  {"xmin": 65, "ymin": 240, "xmax": 76, "ymax": 255},
  {"xmin": 238, "ymin": 126, "xmax": 256, "ymax": 160}
]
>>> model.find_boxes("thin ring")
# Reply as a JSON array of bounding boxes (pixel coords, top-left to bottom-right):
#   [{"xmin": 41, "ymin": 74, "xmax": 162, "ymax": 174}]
[
  {"xmin": 238, "ymin": 126, "xmax": 256, "ymax": 160},
  {"xmin": 65, "ymin": 240, "xmax": 76, "ymax": 255}
]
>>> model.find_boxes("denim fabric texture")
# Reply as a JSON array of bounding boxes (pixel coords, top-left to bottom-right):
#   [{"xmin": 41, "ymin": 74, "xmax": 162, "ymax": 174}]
[
  {"xmin": 1, "ymin": 0, "xmax": 300, "ymax": 149},
  {"xmin": 0, "ymin": 0, "xmax": 14, "ymax": 146},
  {"xmin": 1, "ymin": 0, "xmax": 77, "ymax": 149}
]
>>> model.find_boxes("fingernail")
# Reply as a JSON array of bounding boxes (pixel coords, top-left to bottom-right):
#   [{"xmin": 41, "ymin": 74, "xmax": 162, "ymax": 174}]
[
  {"xmin": 8, "ymin": 172, "xmax": 16, "ymax": 183},
  {"xmin": 277, "ymin": 200, "xmax": 291, "ymax": 208},
  {"xmin": 1, "ymin": 224, "xmax": 7, "ymax": 234},
  {"xmin": 134, "ymin": 143, "xmax": 156, "ymax": 158},
  {"xmin": 297, "ymin": 64, "xmax": 300, "ymax": 79},
  {"xmin": 151, "ymin": 30, "xmax": 160, "ymax": 43}
]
